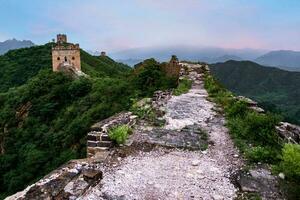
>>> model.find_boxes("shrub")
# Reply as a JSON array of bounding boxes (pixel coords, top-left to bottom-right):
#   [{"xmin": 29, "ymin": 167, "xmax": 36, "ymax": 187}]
[
  {"xmin": 243, "ymin": 112, "xmax": 281, "ymax": 146},
  {"xmin": 279, "ymin": 143, "xmax": 300, "ymax": 180},
  {"xmin": 173, "ymin": 78, "xmax": 192, "ymax": 96},
  {"xmin": 246, "ymin": 146, "xmax": 279, "ymax": 163},
  {"xmin": 108, "ymin": 125, "xmax": 132, "ymax": 145},
  {"xmin": 225, "ymin": 100, "xmax": 248, "ymax": 118}
]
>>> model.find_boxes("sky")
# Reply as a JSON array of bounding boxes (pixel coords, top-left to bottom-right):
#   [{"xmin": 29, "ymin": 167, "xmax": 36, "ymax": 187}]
[{"xmin": 0, "ymin": 0, "xmax": 299, "ymax": 52}]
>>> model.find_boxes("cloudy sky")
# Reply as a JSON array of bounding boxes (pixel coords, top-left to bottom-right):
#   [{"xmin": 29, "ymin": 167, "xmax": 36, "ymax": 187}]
[{"xmin": 0, "ymin": 0, "xmax": 299, "ymax": 52}]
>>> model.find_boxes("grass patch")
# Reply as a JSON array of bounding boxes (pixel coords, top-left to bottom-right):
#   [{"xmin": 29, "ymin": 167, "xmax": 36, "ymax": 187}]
[
  {"xmin": 108, "ymin": 125, "xmax": 132, "ymax": 145},
  {"xmin": 199, "ymin": 128, "xmax": 209, "ymax": 150},
  {"xmin": 173, "ymin": 78, "xmax": 192, "ymax": 96}
]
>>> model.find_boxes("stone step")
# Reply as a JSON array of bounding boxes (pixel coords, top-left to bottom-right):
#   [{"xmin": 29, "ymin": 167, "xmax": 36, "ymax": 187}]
[
  {"xmin": 101, "ymin": 134, "xmax": 110, "ymax": 141},
  {"xmin": 98, "ymin": 141, "xmax": 112, "ymax": 148},
  {"xmin": 87, "ymin": 147, "xmax": 110, "ymax": 157},
  {"xmin": 87, "ymin": 141, "xmax": 100, "ymax": 147},
  {"xmin": 87, "ymin": 134, "xmax": 100, "ymax": 141}
]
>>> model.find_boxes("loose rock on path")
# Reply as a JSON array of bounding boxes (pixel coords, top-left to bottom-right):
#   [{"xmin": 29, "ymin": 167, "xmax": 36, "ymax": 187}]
[{"xmin": 81, "ymin": 63, "xmax": 243, "ymax": 200}]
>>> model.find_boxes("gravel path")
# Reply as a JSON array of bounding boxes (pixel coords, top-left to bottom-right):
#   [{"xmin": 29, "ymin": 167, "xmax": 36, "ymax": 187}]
[{"xmin": 81, "ymin": 64, "xmax": 242, "ymax": 200}]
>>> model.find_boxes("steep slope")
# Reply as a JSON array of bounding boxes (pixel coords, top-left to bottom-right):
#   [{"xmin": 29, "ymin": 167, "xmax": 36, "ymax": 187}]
[
  {"xmin": 0, "ymin": 39, "xmax": 34, "ymax": 55},
  {"xmin": 0, "ymin": 52, "xmax": 176, "ymax": 199},
  {"xmin": 0, "ymin": 43, "xmax": 131, "ymax": 93},
  {"xmin": 255, "ymin": 50, "xmax": 300, "ymax": 71},
  {"xmin": 210, "ymin": 60, "xmax": 300, "ymax": 124},
  {"xmin": 0, "ymin": 71, "xmax": 134, "ymax": 199}
]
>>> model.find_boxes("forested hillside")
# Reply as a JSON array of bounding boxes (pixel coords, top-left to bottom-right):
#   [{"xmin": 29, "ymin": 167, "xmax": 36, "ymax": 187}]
[
  {"xmin": 0, "ymin": 45, "xmax": 176, "ymax": 199},
  {"xmin": 0, "ymin": 43, "xmax": 130, "ymax": 93},
  {"xmin": 210, "ymin": 60, "xmax": 300, "ymax": 125}
]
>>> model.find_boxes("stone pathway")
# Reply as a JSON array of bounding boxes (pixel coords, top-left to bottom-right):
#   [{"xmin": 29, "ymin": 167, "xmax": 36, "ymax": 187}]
[{"xmin": 81, "ymin": 64, "xmax": 242, "ymax": 200}]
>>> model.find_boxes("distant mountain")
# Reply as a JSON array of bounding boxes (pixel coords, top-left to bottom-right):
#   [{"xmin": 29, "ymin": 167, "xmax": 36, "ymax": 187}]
[
  {"xmin": 110, "ymin": 45, "xmax": 267, "ymax": 62},
  {"xmin": 255, "ymin": 50, "xmax": 300, "ymax": 72},
  {"xmin": 210, "ymin": 60, "xmax": 300, "ymax": 125},
  {"xmin": 0, "ymin": 39, "xmax": 34, "ymax": 55},
  {"xmin": 204, "ymin": 55, "xmax": 243, "ymax": 63}
]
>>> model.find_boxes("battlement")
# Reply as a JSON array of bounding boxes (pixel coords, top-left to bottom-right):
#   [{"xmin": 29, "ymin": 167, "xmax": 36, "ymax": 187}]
[
  {"xmin": 52, "ymin": 43, "xmax": 80, "ymax": 51},
  {"xmin": 57, "ymin": 34, "xmax": 67, "ymax": 43}
]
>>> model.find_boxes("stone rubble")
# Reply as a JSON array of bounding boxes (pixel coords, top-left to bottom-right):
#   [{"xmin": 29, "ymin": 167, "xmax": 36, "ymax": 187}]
[
  {"xmin": 275, "ymin": 122, "xmax": 300, "ymax": 144},
  {"xmin": 81, "ymin": 62, "xmax": 243, "ymax": 200},
  {"xmin": 5, "ymin": 158, "xmax": 105, "ymax": 200},
  {"xmin": 236, "ymin": 167, "xmax": 283, "ymax": 199}
]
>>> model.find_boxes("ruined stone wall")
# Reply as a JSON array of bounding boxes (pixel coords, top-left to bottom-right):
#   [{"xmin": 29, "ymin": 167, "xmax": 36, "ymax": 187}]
[
  {"xmin": 52, "ymin": 46, "xmax": 81, "ymax": 72},
  {"xmin": 161, "ymin": 56, "xmax": 181, "ymax": 78}
]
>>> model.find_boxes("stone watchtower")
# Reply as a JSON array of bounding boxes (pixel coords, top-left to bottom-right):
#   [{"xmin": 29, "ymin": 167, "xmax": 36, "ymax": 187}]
[
  {"xmin": 52, "ymin": 34, "xmax": 81, "ymax": 72},
  {"xmin": 100, "ymin": 51, "xmax": 106, "ymax": 57}
]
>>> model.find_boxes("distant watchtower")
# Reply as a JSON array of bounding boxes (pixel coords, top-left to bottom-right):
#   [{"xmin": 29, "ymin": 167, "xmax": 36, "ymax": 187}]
[
  {"xmin": 52, "ymin": 34, "xmax": 81, "ymax": 72},
  {"xmin": 101, "ymin": 51, "xmax": 106, "ymax": 57}
]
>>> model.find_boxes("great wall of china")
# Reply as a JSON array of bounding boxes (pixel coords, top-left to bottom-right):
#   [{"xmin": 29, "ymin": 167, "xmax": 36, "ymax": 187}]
[
  {"xmin": 6, "ymin": 61, "xmax": 300, "ymax": 200},
  {"xmin": 4, "ymin": 35, "xmax": 299, "ymax": 200}
]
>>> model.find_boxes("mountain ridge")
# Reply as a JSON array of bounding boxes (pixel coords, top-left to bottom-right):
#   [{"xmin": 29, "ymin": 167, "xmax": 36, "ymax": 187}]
[
  {"xmin": 255, "ymin": 50, "xmax": 300, "ymax": 71},
  {"xmin": 0, "ymin": 39, "xmax": 34, "ymax": 55}
]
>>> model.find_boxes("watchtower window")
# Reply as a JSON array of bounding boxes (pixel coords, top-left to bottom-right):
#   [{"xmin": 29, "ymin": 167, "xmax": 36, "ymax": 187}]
[
  {"xmin": 64, "ymin": 56, "xmax": 67, "ymax": 62},
  {"xmin": 72, "ymin": 57, "xmax": 75, "ymax": 60},
  {"xmin": 57, "ymin": 57, "xmax": 60, "ymax": 60}
]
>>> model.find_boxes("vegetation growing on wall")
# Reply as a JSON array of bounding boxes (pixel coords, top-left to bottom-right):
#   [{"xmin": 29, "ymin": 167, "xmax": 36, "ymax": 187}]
[
  {"xmin": 109, "ymin": 125, "xmax": 132, "ymax": 145},
  {"xmin": 173, "ymin": 78, "xmax": 192, "ymax": 96}
]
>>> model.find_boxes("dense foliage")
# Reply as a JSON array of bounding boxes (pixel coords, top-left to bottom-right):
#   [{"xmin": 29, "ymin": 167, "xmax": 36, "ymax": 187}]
[
  {"xmin": 204, "ymin": 71, "xmax": 300, "ymax": 199},
  {"xmin": 210, "ymin": 60, "xmax": 300, "ymax": 125},
  {"xmin": 279, "ymin": 144, "xmax": 300, "ymax": 180},
  {"xmin": 0, "ymin": 46, "xmax": 176, "ymax": 199},
  {"xmin": 132, "ymin": 58, "xmax": 177, "ymax": 96}
]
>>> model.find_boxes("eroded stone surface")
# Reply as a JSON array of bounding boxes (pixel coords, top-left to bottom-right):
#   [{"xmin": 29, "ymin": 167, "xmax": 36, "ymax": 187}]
[
  {"xmin": 81, "ymin": 63, "xmax": 243, "ymax": 200},
  {"xmin": 236, "ymin": 167, "xmax": 283, "ymax": 200}
]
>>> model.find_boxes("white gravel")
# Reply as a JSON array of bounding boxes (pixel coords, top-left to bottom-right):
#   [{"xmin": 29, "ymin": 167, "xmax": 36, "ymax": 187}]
[{"xmin": 81, "ymin": 64, "xmax": 242, "ymax": 200}]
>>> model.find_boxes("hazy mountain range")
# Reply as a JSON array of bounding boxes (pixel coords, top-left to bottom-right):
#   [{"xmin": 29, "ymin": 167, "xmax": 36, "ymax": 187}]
[
  {"xmin": 110, "ymin": 45, "xmax": 267, "ymax": 65},
  {"xmin": 110, "ymin": 46, "xmax": 300, "ymax": 71},
  {"xmin": 255, "ymin": 50, "xmax": 300, "ymax": 71},
  {"xmin": 1, "ymin": 39, "xmax": 300, "ymax": 72},
  {"xmin": 0, "ymin": 39, "xmax": 35, "ymax": 55}
]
